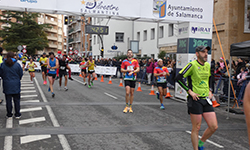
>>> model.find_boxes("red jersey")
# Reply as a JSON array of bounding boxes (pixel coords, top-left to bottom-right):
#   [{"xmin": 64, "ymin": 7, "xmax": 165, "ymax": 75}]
[
  {"xmin": 153, "ymin": 66, "xmax": 169, "ymax": 83},
  {"xmin": 121, "ymin": 58, "xmax": 139, "ymax": 81}
]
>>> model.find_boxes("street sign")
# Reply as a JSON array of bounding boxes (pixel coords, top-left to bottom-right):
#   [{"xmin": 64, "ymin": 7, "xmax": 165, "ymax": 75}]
[
  {"xmin": 69, "ymin": 47, "xmax": 73, "ymax": 50},
  {"xmin": 111, "ymin": 45, "xmax": 118, "ymax": 50},
  {"xmin": 74, "ymin": 50, "xmax": 78, "ymax": 55},
  {"xmin": 17, "ymin": 45, "xmax": 23, "ymax": 51},
  {"xmin": 69, "ymin": 50, "xmax": 73, "ymax": 55},
  {"xmin": 85, "ymin": 25, "xmax": 109, "ymax": 35},
  {"xmin": 22, "ymin": 45, "xmax": 27, "ymax": 53}
]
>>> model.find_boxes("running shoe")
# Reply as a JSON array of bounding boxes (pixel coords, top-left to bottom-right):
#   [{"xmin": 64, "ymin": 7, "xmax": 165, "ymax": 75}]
[
  {"xmin": 88, "ymin": 85, "xmax": 91, "ymax": 88},
  {"xmin": 68, "ymin": 77, "xmax": 73, "ymax": 81},
  {"xmin": 156, "ymin": 91, "xmax": 159, "ymax": 100},
  {"xmin": 64, "ymin": 87, "xmax": 68, "ymax": 91},
  {"xmin": 43, "ymin": 81, "xmax": 46, "ymax": 85},
  {"xmin": 160, "ymin": 105, "xmax": 165, "ymax": 110},
  {"xmin": 15, "ymin": 115, "xmax": 21, "ymax": 119},
  {"xmin": 52, "ymin": 93, "xmax": 55, "ymax": 98},
  {"xmin": 48, "ymin": 87, "xmax": 51, "ymax": 92},
  {"xmin": 198, "ymin": 146, "xmax": 204, "ymax": 150},
  {"xmin": 84, "ymin": 82, "xmax": 87, "ymax": 86},
  {"xmin": 0, "ymin": 99, "xmax": 3, "ymax": 104},
  {"xmin": 123, "ymin": 106, "xmax": 129, "ymax": 113},
  {"xmin": 6, "ymin": 116, "xmax": 12, "ymax": 119},
  {"xmin": 44, "ymin": 81, "xmax": 47, "ymax": 85},
  {"xmin": 91, "ymin": 81, "xmax": 93, "ymax": 86},
  {"xmin": 129, "ymin": 107, "xmax": 133, "ymax": 113},
  {"xmin": 55, "ymin": 76, "xmax": 59, "ymax": 80}
]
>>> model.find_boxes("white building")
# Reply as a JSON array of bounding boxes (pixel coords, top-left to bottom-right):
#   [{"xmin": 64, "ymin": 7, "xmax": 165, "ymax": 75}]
[{"xmin": 91, "ymin": 18, "xmax": 178, "ymax": 59}]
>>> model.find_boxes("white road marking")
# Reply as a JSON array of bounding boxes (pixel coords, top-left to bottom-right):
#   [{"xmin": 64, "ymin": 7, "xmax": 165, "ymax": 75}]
[
  {"xmin": 21, "ymin": 82, "xmax": 33, "ymax": 84},
  {"xmin": 20, "ymin": 90, "xmax": 36, "ymax": 94},
  {"xmin": 104, "ymin": 92, "xmax": 118, "ymax": 99},
  {"xmin": 185, "ymin": 131, "xmax": 224, "ymax": 148},
  {"xmin": 4, "ymin": 118, "xmax": 13, "ymax": 150},
  {"xmin": 21, "ymin": 95, "xmax": 38, "ymax": 98},
  {"xmin": 20, "ymin": 135, "xmax": 51, "ymax": 144},
  {"xmin": 72, "ymin": 77, "xmax": 84, "ymax": 85},
  {"xmin": 21, "ymin": 87, "xmax": 35, "ymax": 90},
  {"xmin": 19, "ymin": 117, "xmax": 46, "ymax": 125},
  {"xmin": 34, "ymin": 78, "xmax": 71, "ymax": 150},
  {"xmin": 21, "ymin": 100, "xmax": 40, "ymax": 103},
  {"xmin": 21, "ymin": 84, "xmax": 34, "ymax": 87},
  {"xmin": 20, "ymin": 107, "xmax": 42, "ymax": 113}
]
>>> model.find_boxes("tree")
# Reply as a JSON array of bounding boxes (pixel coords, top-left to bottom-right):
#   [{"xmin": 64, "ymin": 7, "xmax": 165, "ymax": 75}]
[
  {"xmin": 0, "ymin": 11, "xmax": 51, "ymax": 55},
  {"xmin": 158, "ymin": 51, "xmax": 166, "ymax": 59}
]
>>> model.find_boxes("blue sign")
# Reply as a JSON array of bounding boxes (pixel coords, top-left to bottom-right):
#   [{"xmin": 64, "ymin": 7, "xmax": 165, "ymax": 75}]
[{"xmin": 111, "ymin": 45, "xmax": 118, "ymax": 50}]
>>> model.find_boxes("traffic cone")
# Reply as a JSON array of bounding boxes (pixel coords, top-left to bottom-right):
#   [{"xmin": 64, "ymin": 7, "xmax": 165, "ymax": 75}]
[
  {"xmin": 108, "ymin": 76, "xmax": 113, "ymax": 84},
  {"xmin": 95, "ymin": 77, "xmax": 98, "ymax": 80},
  {"xmin": 212, "ymin": 95, "xmax": 220, "ymax": 107},
  {"xmin": 79, "ymin": 73, "xmax": 83, "ymax": 78},
  {"xmin": 165, "ymin": 87, "xmax": 172, "ymax": 98},
  {"xmin": 119, "ymin": 79, "xmax": 123, "ymax": 87},
  {"xmin": 136, "ymin": 82, "xmax": 142, "ymax": 92},
  {"xmin": 149, "ymin": 85, "xmax": 156, "ymax": 95},
  {"xmin": 100, "ymin": 75, "xmax": 104, "ymax": 82}
]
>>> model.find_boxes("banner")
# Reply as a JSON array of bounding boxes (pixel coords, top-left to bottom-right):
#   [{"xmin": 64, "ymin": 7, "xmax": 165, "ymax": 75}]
[
  {"xmin": 95, "ymin": 66, "xmax": 117, "ymax": 75},
  {"xmin": 0, "ymin": 0, "xmax": 214, "ymax": 24},
  {"xmin": 245, "ymin": 0, "xmax": 250, "ymax": 33},
  {"xmin": 18, "ymin": 61, "xmax": 41, "ymax": 70}
]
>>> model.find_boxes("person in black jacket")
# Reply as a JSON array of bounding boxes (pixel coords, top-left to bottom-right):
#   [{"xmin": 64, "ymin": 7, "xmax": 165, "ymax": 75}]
[
  {"xmin": 235, "ymin": 57, "xmax": 245, "ymax": 78},
  {"xmin": 0, "ymin": 52, "xmax": 23, "ymax": 119}
]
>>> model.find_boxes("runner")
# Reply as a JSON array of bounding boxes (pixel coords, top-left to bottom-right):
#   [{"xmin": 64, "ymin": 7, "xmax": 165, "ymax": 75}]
[
  {"xmin": 26, "ymin": 58, "xmax": 37, "ymax": 82},
  {"xmin": 154, "ymin": 59, "xmax": 170, "ymax": 110},
  {"xmin": 79, "ymin": 57, "xmax": 88, "ymax": 85},
  {"xmin": 86, "ymin": 55, "xmax": 96, "ymax": 88},
  {"xmin": 56, "ymin": 52, "xmax": 73, "ymax": 81},
  {"xmin": 59, "ymin": 55, "xmax": 68, "ymax": 91},
  {"xmin": 21, "ymin": 54, "xmax": 28, "ymax": 71},
  {"xmin": 176, "ymin": 46, "xmax": 218, "ymax": 150},
  {"xmin": 121, "ymin": 49, "xmax": 140, "ymax": 113},
  {"xmin": 244, "ymin": 82, "xmax": 250, "ymax": 147},
  {"xmin": 39, "ymin": 52, "xmax": 48, "ymax": 85},
  {"xmin": 47, "ymin": 52, "xmax": 59, "ymax": 98}
]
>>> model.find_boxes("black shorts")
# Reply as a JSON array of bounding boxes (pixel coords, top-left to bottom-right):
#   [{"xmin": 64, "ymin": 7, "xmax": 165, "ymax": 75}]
[
  {"xmin": 81, "ymin": 69, "xmax": 86, "ymax": 74},
  {"xmin": 22, "ymin": 62, "xmax": 26, "ymax": 65},
  {"xmin": 41, "ymin": 66, "xmax": 47, "ymax": 73},
  {"xmin": 47, "ymin": 73, "xmax": 56, "ymax": 79},
  {"xmin": 29, "ymin": 71, "xmax": 35, "ymax": 73},
  {"xmin": 59, "ymin": 70, "xmax": 67, "ymax": 78},
  {"xmin": 157, "ymin": 83, "xmax": 167, "ymax": 89},
  {"xmin": 88, "ymin": 70, "xmax": 95, "ymax": 74},
  {"xmin": 187, "ymin": 96, "xmax": 214, "ymax": 114},
  {"xmin": 124, "ymin": 80, "xmax": 136, "ymax": 88}
]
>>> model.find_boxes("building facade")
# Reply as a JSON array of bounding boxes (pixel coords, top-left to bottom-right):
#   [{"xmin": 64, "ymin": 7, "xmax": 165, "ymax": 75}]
[{"xmin": 37, "ymin": 13, "xmax": 64, "ymax": 54}]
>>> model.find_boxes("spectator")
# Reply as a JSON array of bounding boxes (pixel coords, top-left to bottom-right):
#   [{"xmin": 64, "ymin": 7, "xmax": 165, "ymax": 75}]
[
  {"xmin": 219, "ymin": 57, "xmax": 225, "ymax": 69},
  {"xmin": 237, "ymin": 66, "xmax": 248, "ymax": 86},
  {"xmin": 0, "ymin": 52, "xmax": 23, "ymax": 119},
  {"xmin": 117, "ymin": 59, "xmax": 122, "ymax": 78},
  {"xmin": 146, "ymin": 59, "xmax": 153, "ymax": 85},
  {"xmin": 235, "ymin": 57, "xmax": 245, "ymax": 78},
  {"xmin": 166, "ymin": 60, "xmax": 172, "ymax": 68}
]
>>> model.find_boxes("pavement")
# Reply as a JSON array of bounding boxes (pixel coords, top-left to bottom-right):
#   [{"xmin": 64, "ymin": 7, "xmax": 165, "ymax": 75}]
[{"xmin": 0, "ymin": 72, "xmax": 248, "ymax": 150}]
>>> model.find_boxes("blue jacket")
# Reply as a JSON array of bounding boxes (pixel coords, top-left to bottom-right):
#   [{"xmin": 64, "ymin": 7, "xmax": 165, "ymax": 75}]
[{"xmin": 0, "ymin": 59, "xmax": 23, "ymax": 94}]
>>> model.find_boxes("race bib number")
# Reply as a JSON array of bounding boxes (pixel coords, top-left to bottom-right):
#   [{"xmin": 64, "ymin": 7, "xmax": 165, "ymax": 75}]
[
  {"xmin": 41, "ymin": 61, "xmax": 45, "ymax": 64},
  {"xmin": 60, "ymin": 66, "xmax": 65, "ymax": 70},
  {"xmin": 50, "ymin": 69, "xmax": 55, "ymax": 71},
  {"xmin": 29, "ymin": 66, "xmax": 34, "ymax": 70},
  {"xmin": 89, "ymin": 70, "xmax": 94, "ymax": 72},
  {"xmin": 158, "ymin": 77, "xmax": 166, "ymax": 83},
  {"xmin": 23, "ymin": 58, "xmax": 25, "ymax": 61},
  {"xmin": 127, "ymin": 66, "xmax": 134, "ymax": 71}
]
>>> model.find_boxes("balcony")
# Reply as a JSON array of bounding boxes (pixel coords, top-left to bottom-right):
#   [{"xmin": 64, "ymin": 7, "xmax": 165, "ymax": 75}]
[
  {"xmin": 47, "ymin": 36, "xmax": 57, "ymax": 41},
  {"xmin": 58, "ymin": 45, "xmax": 62, "ymax": 50},
  {"xmin": 46, "ymin": 28, "xmax": 57, "ymax": 33},
  {"xmin": 68, "ymin": 38, "xmax": 74, "ymax": 43},
  {"xmin": 46, "ymin": 14, "xmax": 57, "ymax": 18},
  {"xmin": 48, "ymin": 44, "xmax": 57, "ymax": 49},
  {"xmin": 58, "ymin": 37, "xmax": 63, "ymax": 42},
  {"xmin": 45, "ymin": 19, "xmax": 57, "ymax": 26},
  {"xmin": 75, "ymin": 25, "xmax": 81, "ymax": 32},
  {"xmin": 68, "ymin": 28, "xmax": 74, "ymax": 35},
  {"xmin": 58, "ymin": 30, "xmax": 63, "ymax": 35},
  {"xmin": 75, "ymin": 37, "xmax": 81, "ymax": 43}
]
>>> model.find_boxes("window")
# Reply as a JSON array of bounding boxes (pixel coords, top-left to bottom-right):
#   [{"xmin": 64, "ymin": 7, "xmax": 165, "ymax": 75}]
[
  {"xmin": 97, "ymin": 36, "xmax": 100, "ymax": 44},
  {"xmin": 115, "ymin": 33, "xmax": 124, "ymax": 42},
  {"xmin": 94, "ymin": 36, "xmax": 96, "ymax": 45},
  {"xmin": 159, "ymin": 26, "xmax": 164, "ymax": 38},
  {"xmin": 40, "ymin": 15, "xmax": 43, "ymax": 18},
  {"xmin": 168, "ymin": 24, "xmax": 174, "ymax": 37},
  {"xmin": 51, "ymin": 18, "xmax": 54, "ymax": 21},
  {"xmin": 45, "ymin": 16, "xmax": 48, "ymax": 20},
  {"xmin": 143, "ymin": 30, "xmax": 147, "ymax": 41},
  {"xmin": 137, "ymin": 32, "xmax": 140, "ymax": 41},
  {"xmin": 59, "ymin": 35, "xmax": 62, "ymax": 38},
  {"xmin": 58, "ymin": 27, "xmax": 62, "ymax": 30},
  {"xmin": 59, "ymin": 42, "xmax": 62, "ymax": 45},
  {"xmin": 151, "ymin": 28, "xmax": 155, "ymax": 40},
  {"xmin": 58, "ymin": 19, "xmax": 61, "ymax": 23}
]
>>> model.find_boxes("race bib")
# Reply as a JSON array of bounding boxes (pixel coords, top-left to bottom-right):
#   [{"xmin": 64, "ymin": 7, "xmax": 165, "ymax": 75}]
[
  {"xmin": 89, "ymin": 70, "xmax": 94, "ymax": 72},
  {"xmin": 158, "ymin": 77, "xmax": 166, "ymax": 83},
  {"xmin": 41, "ymin": 61, "xmax": 45, "ymax": 64},
  {"xmin": 50, "ymin": 69, "xmax": 55, "ymax": 71},
  {"xmin": 29, "ymin": 67, "xmax": 34, "ymax": 70},
  {"xmin": 127, "ymin": 66, "xmax": 134, "ymax": 71},
  {"xmin": 60, "ymin": 66, "xmax": 66, "ymax": 70}
]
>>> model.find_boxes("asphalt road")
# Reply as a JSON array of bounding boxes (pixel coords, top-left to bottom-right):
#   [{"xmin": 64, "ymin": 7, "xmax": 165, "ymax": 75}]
[{"xmin": 0, "ymin": 72, "xmax": 248, "ymax": 150}]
